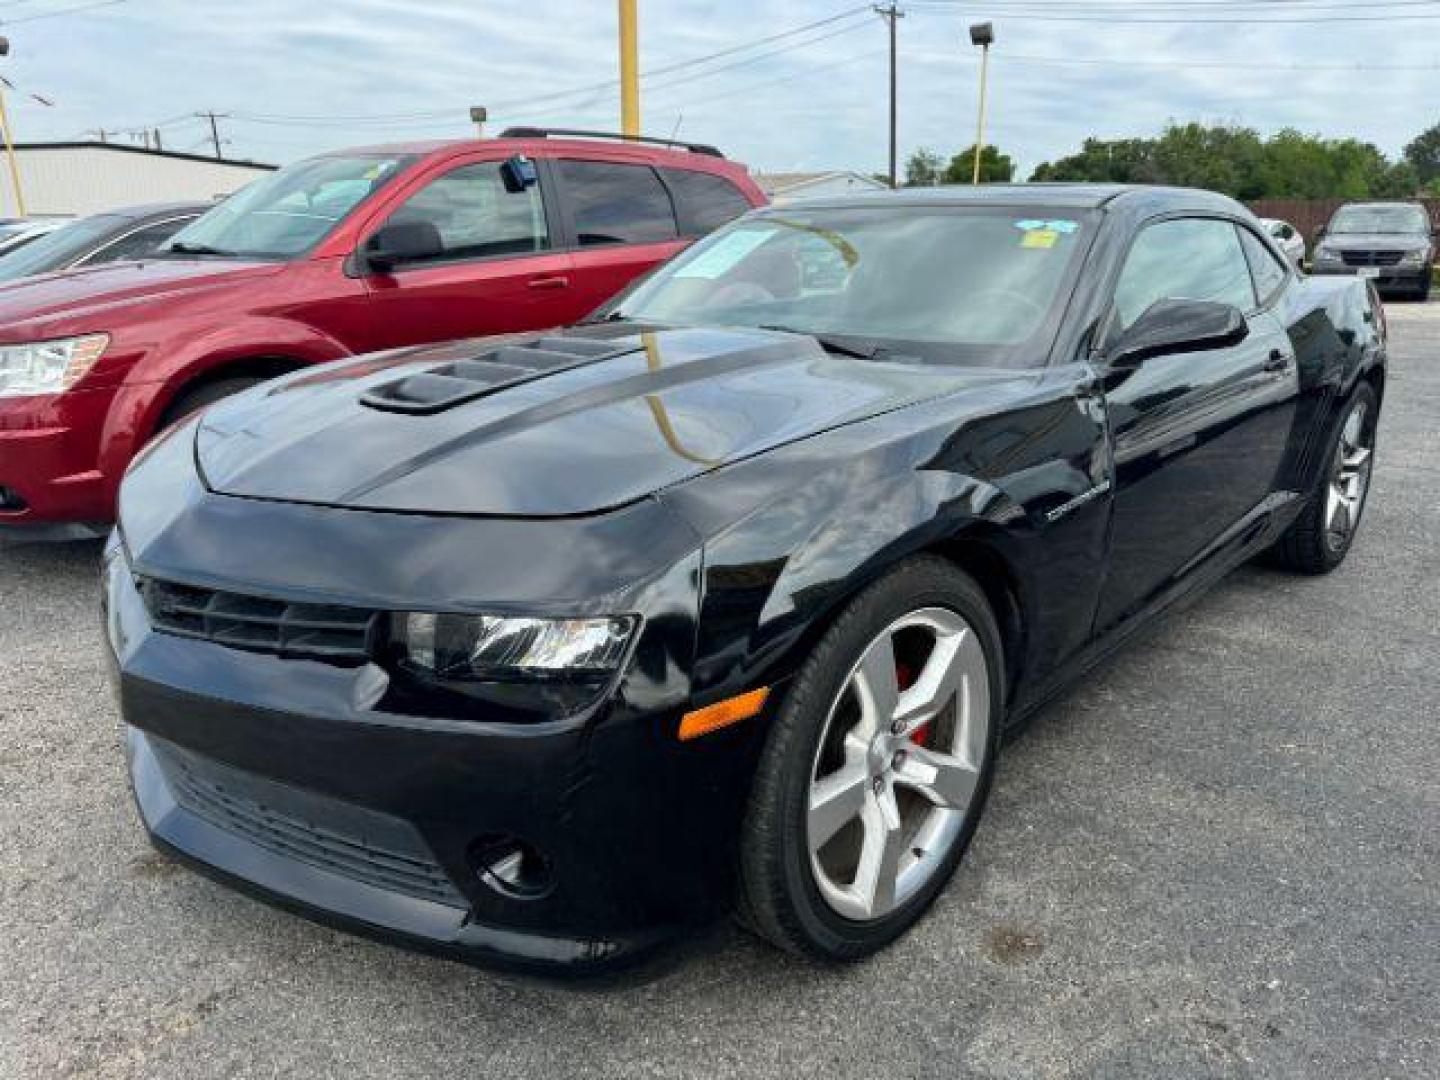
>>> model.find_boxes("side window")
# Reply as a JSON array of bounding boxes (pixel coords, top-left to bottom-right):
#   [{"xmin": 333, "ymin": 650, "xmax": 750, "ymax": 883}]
[
  {"xmin": 1237, "ymin": 226, "xmax": 1289, "ymax": 307},
  {"xmin": 1112, "ymin": 217, "xmax": 1256, "ymax": 332},
  {"xmin": 557, "ymin": 160, "xmax": 677, "ymax": 246},
  {"xmin": 661, "ymin": 168, "xmax": 752, "ymax": 236},
  {"xmin": 383, "ymin": 161, "xmax": 548, "ymax": 265},
  {"xmin": 84, "ymin": 217, "xmax": 196, "ymax": 265}
]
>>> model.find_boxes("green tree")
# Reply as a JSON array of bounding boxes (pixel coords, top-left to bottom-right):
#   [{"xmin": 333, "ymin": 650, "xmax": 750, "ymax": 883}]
[
  {"xmin": 904, "ymin": 147, "xmax": 945, "ymax": 186},
  {"xmin": 1403, "ymin": 122, "xmax": 1440, "ymax": 186},
  {"xmin": 943, "ymin": 144, "xmax": 1013, "ymax": 184}
]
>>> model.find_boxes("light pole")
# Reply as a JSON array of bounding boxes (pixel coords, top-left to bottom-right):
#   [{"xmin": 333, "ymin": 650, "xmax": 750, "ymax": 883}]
[
  {"xmin": 618, "ymin": 0, "xmax": 639, "ymax": 137},
  {"xmin": 968, "ymin": 22, "xmax": 994, "ymax": 186},
  {"xmin": 0, "ymin": 37, "xmax": 26, "ymax": 216},
  {"xmin": 469, "ymin": 106, "xmax": 488, "ymax": 139}
]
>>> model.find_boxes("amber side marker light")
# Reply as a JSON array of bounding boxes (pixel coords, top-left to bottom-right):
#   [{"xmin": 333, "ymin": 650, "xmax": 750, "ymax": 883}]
[{"xmin": 678, "ymin": 687, "xmax": 770, "ymax": 741}]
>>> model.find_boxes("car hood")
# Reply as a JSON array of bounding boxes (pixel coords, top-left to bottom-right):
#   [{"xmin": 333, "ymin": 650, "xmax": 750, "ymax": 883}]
[
  {"xmin": 0, "ymin": 257, "xmax": 279, "ymax": 334},
  {"xmin": 1322, "ymin": 232, "xmax": 1430, "ymax": 251},
  {"xmin": 196, "ymin": 325, "xmax": 1021, "ymax": 518}
]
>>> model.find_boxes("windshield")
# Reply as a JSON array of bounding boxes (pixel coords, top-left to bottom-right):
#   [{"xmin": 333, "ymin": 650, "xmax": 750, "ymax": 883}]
[
  {"xmin": 1328, "ymin": 204, "xmax": 1430, "ymax": 235},
  {"xmin": 0, "ymin": 215, "xmax": 123, "ymax": 283},
  {"xmin": 606, "ymin": 206, "xmax": 1092, "ymax": 365},
  {"xmin": 161, "ymin": 154, "xmax": 412, "ymax": 259}
]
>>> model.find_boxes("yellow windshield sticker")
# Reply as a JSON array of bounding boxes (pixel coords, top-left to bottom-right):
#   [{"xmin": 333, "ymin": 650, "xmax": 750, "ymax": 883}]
[{"xmin": 1021, "ymin": 229, "xmax": 1059, "ymax": 249}]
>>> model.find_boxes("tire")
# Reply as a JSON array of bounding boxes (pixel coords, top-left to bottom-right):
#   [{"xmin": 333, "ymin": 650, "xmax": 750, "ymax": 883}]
[
  {"xmin": 159, "ymin": 376, "xmax": 266, "ymax": 429},
  {"xmin": 737, "ymin": 556, "xmax": 1004, "ymax": 960},
  {"xmin": 1272, "ymin": 383, "xmax": 1378, "ymax": 574}
]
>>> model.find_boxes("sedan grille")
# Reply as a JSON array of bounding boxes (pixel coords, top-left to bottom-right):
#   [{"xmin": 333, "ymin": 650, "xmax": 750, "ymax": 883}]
[
  {"xmin": 137, "ymin": 577, "xmax": 376, "ymax": 663},
  {"xmin": 1340, "ymin": 250, "xmax": 1404, "ymax": 267}
]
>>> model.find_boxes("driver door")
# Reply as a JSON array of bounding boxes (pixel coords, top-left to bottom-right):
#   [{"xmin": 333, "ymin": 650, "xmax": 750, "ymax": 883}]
[
  {"xmin": 1095, "ymin": 216, "xmax": 1298, "ymax": 634},
  {"xmin": 359, "ymin": 159, "xmax": 575, "ymax": 350}
]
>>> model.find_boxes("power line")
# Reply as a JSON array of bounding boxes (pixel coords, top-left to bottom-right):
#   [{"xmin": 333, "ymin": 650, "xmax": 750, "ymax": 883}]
[
  {"xmin": 907, "ymin": 1, "xmax": 1440, "ymax": 23},
  {"xmin": 0, "ymin": 0, "xmax": 126, "ymax": 25}
]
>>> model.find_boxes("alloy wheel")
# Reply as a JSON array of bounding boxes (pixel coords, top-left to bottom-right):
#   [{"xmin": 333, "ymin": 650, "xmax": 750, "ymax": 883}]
[
  {"xmin": 806, "ymin": 607, "xmax": 990, "ymax": 922},
  {"xmin": 1325, "ymin": 400, "xmax": 1374, "ymax": 551}
]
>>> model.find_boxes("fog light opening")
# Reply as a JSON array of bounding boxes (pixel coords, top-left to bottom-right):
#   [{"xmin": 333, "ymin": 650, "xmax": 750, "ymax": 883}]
[
  {"xmin": 469, "ymin": 835, "xmax": 554, "ymax": 899},
  {"xmin": 0, "ymin": 486, "xmax": 27, "ymax": 512}
]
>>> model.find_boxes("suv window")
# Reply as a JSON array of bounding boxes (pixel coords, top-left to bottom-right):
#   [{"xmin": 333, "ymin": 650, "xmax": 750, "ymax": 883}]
[
  {"xmin": 557, "ymin": 160, "xmax": 678, "ymax": 246},
  {"xmin": 1237, "ymin": 226, "xmax": 1288, "ymax": 307},
  {"xmin": 83, "ymin": 216, "xmax": 198, "ymax": 266},
  {"xmin": 661, "ymin": 168, "xmax": 752, "ymax": 236},
  {"xmin": 384, "ymin": 161, "xmax": 548, "ymax": 265},
  {"xmin": 1113, "ymin": 217, "xmax": 1256, "ymax": 331}
]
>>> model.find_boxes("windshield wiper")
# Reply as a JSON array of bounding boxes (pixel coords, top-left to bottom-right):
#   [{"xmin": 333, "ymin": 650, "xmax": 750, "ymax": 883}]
[
  {"xmin": 759, "ymin": 324, "xmax": 885, "ymax": 361},
  {"xmin": 166, "ymin": 241, "xmax": 238, "ymax": 257}
]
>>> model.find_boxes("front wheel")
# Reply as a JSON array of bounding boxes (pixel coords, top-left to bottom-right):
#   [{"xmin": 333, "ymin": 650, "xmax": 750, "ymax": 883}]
[
  {"xmin": 737, "ymin": 557, "xmax": 1003, "ymax": 960},
  {"xmin": 1272, "ymin": 384, "xmax": 1377, "ymax": 574}
]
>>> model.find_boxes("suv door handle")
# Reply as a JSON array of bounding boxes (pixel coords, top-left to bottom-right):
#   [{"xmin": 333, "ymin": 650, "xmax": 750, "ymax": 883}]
[
  {"xmin": 527, "ymin": 275, "xmax": 569, "ymax": 290},
  {"xmin": 1264, "ymin": 349, "xmax": 1291, "ymax": 373}
]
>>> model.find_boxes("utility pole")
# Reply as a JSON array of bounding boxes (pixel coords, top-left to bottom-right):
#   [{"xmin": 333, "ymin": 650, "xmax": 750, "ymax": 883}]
[
  {"xmin": 197, "ymin": 111, "xmax": 226, "ymax": 159},
  {"xmin": 875, "ymin": 4, "xmax": 903, "ymax": 189},
  {"xmin": 0, "ymin": 38, "xmax": 26, "ymax": 216},
  {"xmin": 618, "ymin": 0, "xmax": 639, "ymax": 137}
]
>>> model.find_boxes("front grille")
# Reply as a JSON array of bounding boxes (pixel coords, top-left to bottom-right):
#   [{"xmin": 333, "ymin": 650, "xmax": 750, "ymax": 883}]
[
  {"xmin": 137, "ymin": 576, "xmax": 376, "ymax": 663},
  {"xmin": 153, "ymin": 738, "xmax": 466, "ymax": 908},
  {"xmin": 1341, "ymin": 250, "xmax": 1404, "ymax": 267}
]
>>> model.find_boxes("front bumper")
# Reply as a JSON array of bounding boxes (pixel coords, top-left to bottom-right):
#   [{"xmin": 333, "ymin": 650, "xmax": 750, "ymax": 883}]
[
  {"xmin": 1311, "ymin": 262, "xmax": 1430, "ymax": 292},
  {"xmin": 0, "ymin": 385, "xmax": 117, "ymax": 529},
  {"xmin": 105, "ymin": 485, "xmax": 767, "ymax": 973}
]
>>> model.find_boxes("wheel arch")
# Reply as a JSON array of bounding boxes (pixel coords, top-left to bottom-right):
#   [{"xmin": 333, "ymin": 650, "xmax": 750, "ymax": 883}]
[{"xmin": 152, "ymin": 353, "xmax": 309, "ymax": 430}]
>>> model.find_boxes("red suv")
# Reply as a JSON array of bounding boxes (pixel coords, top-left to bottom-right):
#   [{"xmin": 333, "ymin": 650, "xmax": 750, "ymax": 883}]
[{"xmin": 0, "ymin": 128, "xmax": 765, "ymax": 537}]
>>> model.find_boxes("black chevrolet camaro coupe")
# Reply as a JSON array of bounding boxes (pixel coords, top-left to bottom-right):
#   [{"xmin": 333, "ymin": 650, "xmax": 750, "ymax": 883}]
[{"xmin": 105, "ymin": 185, "xmax": 1385, "ymax": 971}]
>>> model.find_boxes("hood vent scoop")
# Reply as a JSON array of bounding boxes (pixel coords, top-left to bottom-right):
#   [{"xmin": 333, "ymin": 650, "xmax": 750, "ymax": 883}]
[{"xmin": 360, "ymin": 335, "xmax": 632, "ymax": 415}]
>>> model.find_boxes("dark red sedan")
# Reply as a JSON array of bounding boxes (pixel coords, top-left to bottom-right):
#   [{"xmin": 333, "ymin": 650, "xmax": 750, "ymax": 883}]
[{"xmin": 0, "ymin": 129, "xmax": 765, "ymax": 537}]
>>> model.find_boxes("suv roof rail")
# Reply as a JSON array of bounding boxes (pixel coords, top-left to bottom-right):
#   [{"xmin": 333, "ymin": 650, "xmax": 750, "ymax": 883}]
[{"xmin": 497, "ymin": 126, "xmax": 725, "ymax": 159}]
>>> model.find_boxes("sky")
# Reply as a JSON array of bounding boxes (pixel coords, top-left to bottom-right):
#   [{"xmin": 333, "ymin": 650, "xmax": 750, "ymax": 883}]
[{"xmin": 1, "ymin": 0, "xmax": 1437, "ymax": 179}]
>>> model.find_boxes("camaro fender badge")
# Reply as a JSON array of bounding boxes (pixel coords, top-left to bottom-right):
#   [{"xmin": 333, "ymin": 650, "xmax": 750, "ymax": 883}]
[{"xmin": 1044, "ymin": 479, "xmax": 1113, "ymax": 523}]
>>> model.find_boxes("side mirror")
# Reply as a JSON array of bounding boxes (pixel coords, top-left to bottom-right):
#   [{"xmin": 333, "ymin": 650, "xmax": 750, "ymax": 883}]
[
  {"xmin": 1107, "ymin": 299, "xmax": 1248, "ymax": 368},
  {"xmin": 1315, "ymin": 225, "xmax": 1328, "ymax": 241},
  {"xmin": 362, "ymin": 220, "xmax": 444, "ymax": 273}
]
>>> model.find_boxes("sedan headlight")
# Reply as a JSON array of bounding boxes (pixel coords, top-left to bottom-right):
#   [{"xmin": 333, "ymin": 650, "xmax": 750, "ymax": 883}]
[
  {"xmin": 1399, "ymin": 248, "xmax": 1430, "ymax": 266},
  {"xmin": 1315, "ymin": 245, "xmax": 1339, "ymax": 261},
  {"xmin": 0, "ymin": 334, "xmax": 109, "ymax": 398},
  {"xmin": 392, "ymin": 613, "xmax": 636, "ymax": 680}
]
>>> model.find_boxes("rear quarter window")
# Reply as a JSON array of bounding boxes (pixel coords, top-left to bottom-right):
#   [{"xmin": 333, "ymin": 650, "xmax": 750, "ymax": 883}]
[
  {"xmin": 661, "ymin": 168, "xmax": 754, "ymax": 236},
  {"xmin": 556, "ymin": 159, "xmax": 678, "ymax": 246}
]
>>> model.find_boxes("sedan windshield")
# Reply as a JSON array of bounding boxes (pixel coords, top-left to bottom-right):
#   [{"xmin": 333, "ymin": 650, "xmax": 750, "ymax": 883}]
[
  {"xmin": 1328, "ymin": 204, "xmax": 1430, "ymax": 235},
  {"xmin": 0, "ymin": 215, "xmax": 123, "ymax": 283},
  {"xmin": 160, "ymin": 154, "xmax": 411, "ymax": 259},
  {"xmin": 607, "ymin": 205, "xmax": 1092, "ymax": 365}
]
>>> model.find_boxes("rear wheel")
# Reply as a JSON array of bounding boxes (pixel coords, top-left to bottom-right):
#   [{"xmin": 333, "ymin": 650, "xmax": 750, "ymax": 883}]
[
  {"xmin": 1272, "ymin": 384, "xmax": 1377, "ymax": 574},
  {"xmin": 738, "ymin": 557, "xmax": 1003, "ymax": 960}
]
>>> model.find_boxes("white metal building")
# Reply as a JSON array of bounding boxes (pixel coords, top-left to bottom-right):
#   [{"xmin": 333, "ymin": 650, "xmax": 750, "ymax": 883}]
[
  {"xmin": 1, "ymin": 142, "xmax": 276, "ymax": 217},
  {"xmin": 753, "ymin": 171, "xmax": 890, "ymax": 203}
]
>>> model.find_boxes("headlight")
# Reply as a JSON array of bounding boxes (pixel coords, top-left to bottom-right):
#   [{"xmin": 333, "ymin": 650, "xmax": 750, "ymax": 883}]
[
  {"xmin": 0, "ymin": 334, "xmax": 109, "ymax": 398},
  {"xmin": 1399, "ymin": 248, "xmax": 1430, "ymax": 266},
  {"xmin": 392, "ymin": 612, "xmax": 636, "ymax": 680},
  {"xmin": 1315, "ymin": 245, "xmax": 1339, "ymax": 261}
]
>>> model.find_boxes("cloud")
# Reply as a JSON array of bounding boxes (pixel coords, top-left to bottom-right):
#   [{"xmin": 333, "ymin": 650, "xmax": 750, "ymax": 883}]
[{"xmin": 2, "ymin": 0, "xmax": 1433, "ymax": 175}]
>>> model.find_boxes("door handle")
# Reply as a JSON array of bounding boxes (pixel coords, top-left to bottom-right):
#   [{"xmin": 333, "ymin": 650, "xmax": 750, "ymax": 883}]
[
  {"xmin": 527, "ymin": 275, "xmax": 569, "ymax": 290},
  {"xmin": 1264, "ymin": 349, "xmax": 1291, "ymax": 373}
]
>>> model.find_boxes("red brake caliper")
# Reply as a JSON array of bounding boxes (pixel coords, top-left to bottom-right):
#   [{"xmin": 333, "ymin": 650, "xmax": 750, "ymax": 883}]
[{"xmin": 895, "ymin": 663, "xmax": 930, "ymax": 746}]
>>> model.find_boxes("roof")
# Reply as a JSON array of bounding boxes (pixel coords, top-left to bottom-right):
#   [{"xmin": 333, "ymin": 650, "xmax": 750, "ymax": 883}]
[
  {"xmin": 94, "ymin": 200, "xmax": 213, "ymax": 221},
  {"xmin": 11, "ymin": 140, "xmax": 276, "ymax": 171},
  {"xmin": 778, "ymin": 182, "xmax": 1248, "ymax": 215},
  {"xmin": 753, "ymin": 170, "xmax": 888, "ymax": 196},
  {"xmin": 336, "ymin": 136, "xmax": 749, "ymax": 174}
]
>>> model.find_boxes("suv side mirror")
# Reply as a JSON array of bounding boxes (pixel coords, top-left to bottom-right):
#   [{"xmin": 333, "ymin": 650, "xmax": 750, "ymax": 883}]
[
  {"xmin": 1107, "ymin": 299, "xmax": 1248, "ymax": 368},
  {"xmin": 362, "ymin": 220, "xmax": 444, "ymax": 273}
]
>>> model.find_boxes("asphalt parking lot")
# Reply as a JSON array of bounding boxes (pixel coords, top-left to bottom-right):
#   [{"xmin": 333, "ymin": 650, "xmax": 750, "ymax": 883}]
[{"xmin": 2, "ymin": 304, "xmax": 1436, "ymax": 1080}]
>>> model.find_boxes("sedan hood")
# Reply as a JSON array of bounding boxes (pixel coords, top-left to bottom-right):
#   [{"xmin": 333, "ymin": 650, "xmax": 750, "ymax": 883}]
[{"xmin": 197, "ymin": 325, "xmax": 1017, "ymax": 518}]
